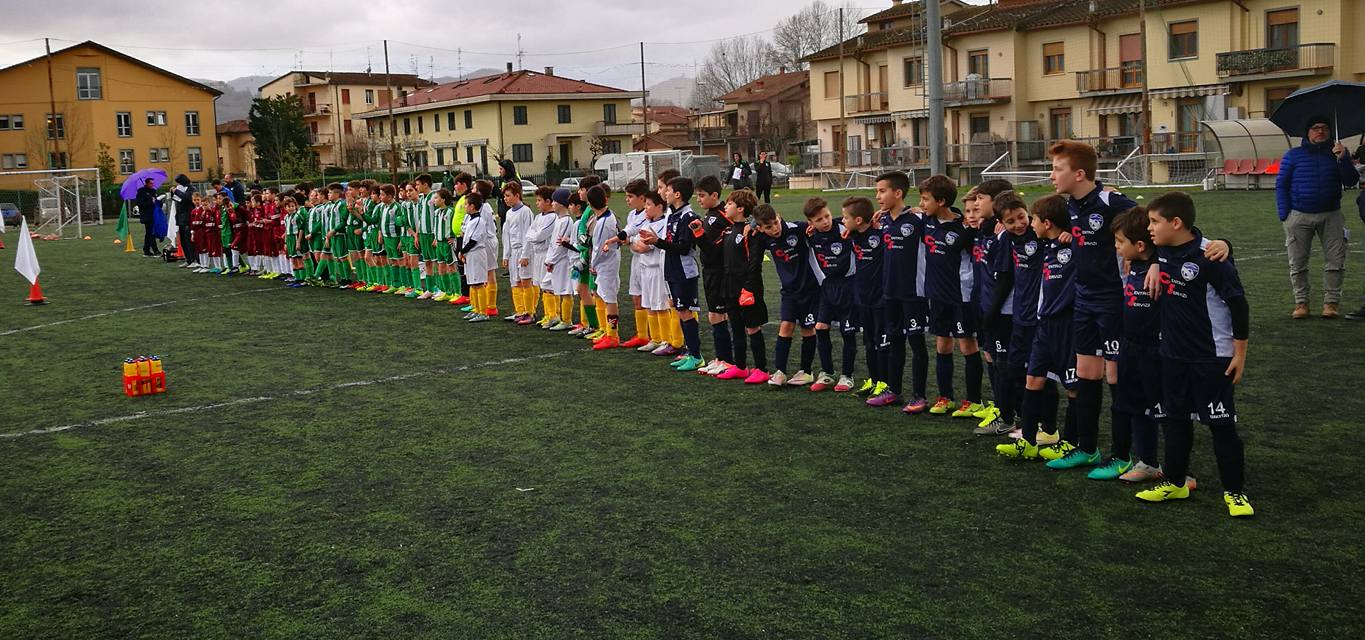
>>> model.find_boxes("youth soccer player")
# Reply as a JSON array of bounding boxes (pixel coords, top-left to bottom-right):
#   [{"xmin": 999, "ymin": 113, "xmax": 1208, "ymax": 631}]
[
  {"xmin": 630, "ymin": 190, "xmax": 677, "ymax": 353},
  {"xmin": 918, "ymin": 175, "xmax": 985, "ymax": 417},
  {"xmin": 639, "ymin": 177, "xmax": 706, "ymax": 372},
  {"xmin": 1138, "ymin": 192, "xmax": 1252, "ymax": 517},
  {"xmin": 842, "ymin": 196, "xmax": 887, "ymax": 398},
  {"xmin": 459, "ymin": 192, "xmax": 494, "ymax": 322},
  {"xmin": 713, "ymin": 190, "xmax": 769, "ymax": 383},
  {"xmin": 982, "ymin": 192, "xmax": 1036, "ymax": 437},
  {"xmin": 966, "ymin": 179, "xmax": 1014, "ymax": 430},
  {"xmin": 803, "ymin": 197, "xmax": 857, "ymax": 393},
  {"xmin": 587, "ymin": 184, "xmax": 623, "ymax": 349},
  {"xmin": 527, "ymin": 187, "xmax": 558, "ymax": 327},
  {"xmin": 502, "ymin": 183, "xmax": 535, "ymax": 322},
  {"xmin": 619, "ymin": 179, "xmax": 655, "ymax": 348},
  {"xmin": 868, "ymin": 171, "xmax": 930, "ymax": 412},
  {"xmin": 752, "ymin": 204, "xmax": 819, "ymax": 387},
  {"xmin": 545, "ymin": 189, "xmax": 579, "ymax": 331},
  {"xmin": 691, "ymin": 175, "xmax": 735, "ymax": 375}
]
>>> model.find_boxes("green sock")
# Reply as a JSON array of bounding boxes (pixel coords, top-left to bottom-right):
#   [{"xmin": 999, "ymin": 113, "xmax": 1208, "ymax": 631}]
[
  {"xmin": 389, "ymin": 266, "xmax": 400, "ymax": 287},
  {"xmin": 584, "ymin": 305, "xmax": 599, "ymax": 329},
  {"xmin": 411, "ymin": 268, "xmax": 422, "ymax": 290}
]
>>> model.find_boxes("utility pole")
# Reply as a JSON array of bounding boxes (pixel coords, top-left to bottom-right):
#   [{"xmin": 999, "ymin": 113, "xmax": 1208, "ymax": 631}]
[
  {"xmin": 926, "ymin": 0, "xmax": 946, "ymax": 175},
  {"xmin": 517, "ymin": 34, "xmax": 525, "ymax": 71},
  {"xmin": 1139, "ymin": 0, "xmax": 1153, "ymax": 181},
  {"xmin": 837, "ymin": 7, "xmax": 846, "ymax": 172},
  {"xmin": 384, "ymin": 39, "xmax": 397, "ymax": 185},
  {"xmin": 640, "ymin": 42, "xmax": 651, "ymax": 181},
  {"xmin": 44, "ymin": 38, "xmax": 58, "ymax": 167}
]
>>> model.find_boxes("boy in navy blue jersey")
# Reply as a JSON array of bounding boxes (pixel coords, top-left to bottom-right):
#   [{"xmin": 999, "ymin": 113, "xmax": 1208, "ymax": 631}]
[
  {"xmin": 842, "ymin": 196, "xmax": 887, "ymax": 398},
  {"xmin": 1139, "ymin": 191, "xmax": 1253, "ymax": 517},
  {"xmin": 984, "ymin": 192, "xmax": 1037, "ymax": 438},
  {"xmin": 919, "ymin": 174, "xmax": 984, "ymax": 418},
  {"xmin": 997, "ymin": 195, "xmax": 1076, "ymax": 461},
  {"xmin": 712, "ymin": 191, "xmax": 770, "ymax": 384},
  {"xmin": 803, "ymin": 197, "xmax": 858, "ymax": 393},
  {"xmin": 966, "ymin": 180, "xmax": 1015, "ymax": 431},
  {"xmin": 1091, "ymin": 206, "xmax": 1163, "ymax": 482},
  {"xmin": 753, "ymin": 205, "xmax": 819, "ymax": 387},
  {"xmin": 639, "ymin": 176, "xmax": 705, "ymax": 372},
  {"xmin": 692, "ymin": 175, "xmax": 736, "ymax": 376},
  {"xmin": 866, "ymin": 171, "xmax": 931, "ymax": 412}
]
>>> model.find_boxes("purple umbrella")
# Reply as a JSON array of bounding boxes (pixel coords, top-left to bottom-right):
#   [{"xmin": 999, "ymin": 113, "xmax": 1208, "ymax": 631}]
[{"xmin": 119, "ymin": 168, "xmax": 168, "ymax": 201}]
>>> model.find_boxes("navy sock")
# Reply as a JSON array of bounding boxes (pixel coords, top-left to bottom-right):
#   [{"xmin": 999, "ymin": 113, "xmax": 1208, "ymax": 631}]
[
  {"xmin": 841, "ymin": 328, "xmax": 858, "ymax": 377},
  {"xmin": 816, "ymin": 329, "xmax": 834, "ymax": 373},
  {"xmin": 909, "ymin": 335, "xmax": 928, "ymax": 399},
  {"xmin": 888, "ymin": 335, "xmax": 906, "ymax": 395},
  {"xmin": 729, "ymin": 321, "xmax": 747, "ymax": 370},
  {"xmin": 1132, "ymin": 414, "xmax": 1159, "ymax": 466},
  {"xmin": 775, "ymin": 335, "xmax": 793, "ymax": 373},
  {"xmin": 713, "ymin": 320, "xmax": 734, "ymax": 363},
  {"xmin": 1021, "ymin": 388, "xmax": 1044, "ymax": 445},
  {"xmin": 1074, "ymin": 378, "xmax": 1103, "ymax": 454},
  {"xmin": 863, "ymin": 330, "xmax": 882, "ymax": 382},
  {"xmin": 748, "ymin": 332, "xmax": 767, "ymax": 371},
  {"xmin": 682, "ymin": 319, "xmax": 702, "ymax": 359},
  {"xmin": 964, "ymin": 352, "xmax": 983, "ymax": 402},
  {"xmin": 1109, "ymin": 383, "xmax": 1129, "ymax": 460},
  {"xmin": 935, "ymin": 352, "xmax": 954, "ymax": 399},
  {"xmin": 1063, "ymin": 394, "xmax": 1079, "ymax": 444},
  {"xmin": 986, "ymin": 360, "xmax": 1000, "ymax": 406},
  {"xmin": 1041, "ymin": 382, "xmax": 1060, "ymax": 436},
  {"xmin": 800, "ymin": 335, "xmax": 816, "ymax": 372}
]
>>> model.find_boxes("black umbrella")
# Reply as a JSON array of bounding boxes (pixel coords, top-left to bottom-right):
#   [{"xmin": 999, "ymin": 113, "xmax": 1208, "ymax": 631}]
[{"xmin": 1270, "ymin": 80, "xmax": 1365, "ymax": 139}]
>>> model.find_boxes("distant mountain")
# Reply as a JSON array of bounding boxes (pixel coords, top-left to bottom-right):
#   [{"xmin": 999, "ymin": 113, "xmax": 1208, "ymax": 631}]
[{"xmin": 433, "ymin": 68, "xmax": 503, "ymax": 84}]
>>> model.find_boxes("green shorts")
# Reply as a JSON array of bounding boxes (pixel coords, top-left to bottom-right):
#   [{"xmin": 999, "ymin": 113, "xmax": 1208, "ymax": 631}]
[
  {"xmin": 365, "ymin": 228, "xmax": 381, "ymax": 253},
  {"xmin": 329, "ymin": 236, "xmax": 347, "ymax": 258},
  {"xmin": 418, "ymin": 233, "xmax": 436, "ymax": 261},
  {"xmin": 383, "ymin": 237, "xmax": 401, "ymax": 258},
  {"xmin": 401, "ymin": 234, "xmax": 417, "ymax": 255},
  {"xmin": 285, "ymin": 236, "xmax": 298, "ymax": 257},
  {"xmin": 436, "ymin": 242, "xmax": 454, "ymax": 263},
  {"xmin": 309, "ymin": 236, "xmax": 325, "ymax": 253}
]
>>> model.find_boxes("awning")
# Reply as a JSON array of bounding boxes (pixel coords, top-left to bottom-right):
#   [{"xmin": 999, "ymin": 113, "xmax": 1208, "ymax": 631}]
[
  {"xmin": 1088, "ymin": 95, "xmax": 1143, "ymax": 115},
  {"xmin": 854, "ymin": 114, "xmax": 896, "ymax": 125},
  {"xmin": 1150, "ymin": 84, "xmax": 1230, "ymax": 99},
  {"xmin": 892, "ymin": 109, "xmax": 928, "ymax": 119},
  {"xmin": 460, "ymin": 138, "xmax": 489, "ymax": 146}
]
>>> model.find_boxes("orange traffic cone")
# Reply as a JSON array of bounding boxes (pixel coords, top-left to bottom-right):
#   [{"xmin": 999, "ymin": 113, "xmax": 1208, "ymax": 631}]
[
  {"xmin": 175, "ymin": 242, "xmax": 184, "ymax": 259},
  {"xmin": 24, "ymin": 280, "xmax": 47, "ymax": 305}
]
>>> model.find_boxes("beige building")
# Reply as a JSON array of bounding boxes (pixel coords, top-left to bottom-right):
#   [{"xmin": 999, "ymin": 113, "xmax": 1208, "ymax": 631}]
[
  {"xmin": 806, "ymin": 0, "xmax": 1365, "ymax": 175},
  {"xmin": 0, "ymin": 40, "xmax": 221, "ymax": 190},
  {"xmin": 355, "ymin": 67, "xmax": 641, "ymax": 178},
  {"xmin": 258, "ymin": 70, "xmax": 432, "ymax": 170},
  {"xmin": 215, "ymin": 119, "xmax": 256, "ymax": 179}
]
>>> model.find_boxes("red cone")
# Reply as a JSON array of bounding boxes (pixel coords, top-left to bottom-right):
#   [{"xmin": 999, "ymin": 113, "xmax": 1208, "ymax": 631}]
[{"xmin": 24, "ymin": 280, "xmax": 47, "ymax": 305}]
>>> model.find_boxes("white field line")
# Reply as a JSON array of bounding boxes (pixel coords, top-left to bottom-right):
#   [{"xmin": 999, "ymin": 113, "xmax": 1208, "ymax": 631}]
[
  {"xmin": 0, "ymin": 287, "xmax": 282, "ymax": 337},
  {"xmin": 1, "ymin": 350, "xmax": 577, "ymax": 439}
]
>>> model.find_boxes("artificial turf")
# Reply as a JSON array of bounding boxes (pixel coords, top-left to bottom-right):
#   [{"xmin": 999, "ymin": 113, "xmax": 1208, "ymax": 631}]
[{"xmin": 0, "ymin": 188, "xmax": 1362, "ymax": 639}]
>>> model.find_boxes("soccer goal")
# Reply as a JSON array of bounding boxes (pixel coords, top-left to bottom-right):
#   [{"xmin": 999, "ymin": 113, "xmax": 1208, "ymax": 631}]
[{"xmin": 0, "ymin": 167, "xmax": 104, "ymax": 238}]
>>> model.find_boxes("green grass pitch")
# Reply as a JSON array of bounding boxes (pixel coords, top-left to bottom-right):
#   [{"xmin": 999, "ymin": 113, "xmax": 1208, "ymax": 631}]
[{"xmin": 1, "ymin": 188, "xmax": 1362, "ymax": 639}]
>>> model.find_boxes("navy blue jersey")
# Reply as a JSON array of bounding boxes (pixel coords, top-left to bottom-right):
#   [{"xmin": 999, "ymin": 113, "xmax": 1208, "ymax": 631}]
[
  {"xmin": 879, "ymin": 206, "xmax": 927, "ymax": 301},
  {"xmin": 972, "ymin": 227, "xmax": 1003, "ymax": 313},
  {"xmin": 695, "ymin": 205, "xmax": 731, "ymax": 270},
  {"xmin": 922, "ymin": 213, "xmax": 975, "ymax": 304},
  {"xmin": 849, "ymin": 225, "xmax": 885, "ymax": 308},
  {"xmin": 656, "ymin": 203, "xmax": 700, "ymax": 282},
  {"xmin": 1067, "ymin": 183, "xmax": 1137, "ymax": 305},
  {"xmin": 1122, "ymin": 258, "xmax": 1160, "ymax": 346},
  {"xmin": 808, "ymin": 224, "xmax": 854, "ymax": 284},
  {"xmin": 756, "ymin": 219, "xmax": 819, "ymax": 295},
  {"xmin": 1037, "ymin": 239, "xmax": 1076, "ymax": 319},
  {"xmin": 1157, "ymin": 233, "xmax": 1246, "ymax": 362},
  {"xmin": 1010, "ymin": 230, "xmax": 1044, "ymax": 326}
]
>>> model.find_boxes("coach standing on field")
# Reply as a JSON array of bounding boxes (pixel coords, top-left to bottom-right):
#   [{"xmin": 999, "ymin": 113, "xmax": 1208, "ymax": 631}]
[
  {"xmin": 171, "ymin": 174, "xmax": 197, "ymax": 267},
  {"xmin": 753, "ymin": 151, "xmax": 774, "ymax": 204},
  {"xmin": 1276, "ymin": 116, "xmax": 1360, "ymax": 320}
]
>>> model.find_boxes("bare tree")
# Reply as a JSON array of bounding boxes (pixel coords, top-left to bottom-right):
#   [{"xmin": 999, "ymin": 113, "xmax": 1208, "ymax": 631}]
[
  {"xmin": 341, "ymin": 135, "xmax": 377, "ymax": 171},
  {"xmin": 690, "ymin": 35, "xmax": 780, "ymax": 111},
  {"xmin": 768, "ymin": 1, "xmax": 867, "ymax": 71}
]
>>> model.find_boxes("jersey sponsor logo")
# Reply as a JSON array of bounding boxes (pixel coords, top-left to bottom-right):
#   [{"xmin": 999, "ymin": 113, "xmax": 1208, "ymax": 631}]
[
  {"xmin": 785, "ymin": 234, "xmax": 798, "ymax": 247},
  {"xmin": 1024, "ymin": 240, "xmax": 1038, "ymax": 256},
  {"xmin": 1057, "ymin": 248, "xmax": 1072, "ymax": 264},
  {"xmin": 945, "ymin": 231, "xmax": 959, "ymax": 245},
  {"xmin": 1088, "ymin": 213, "xmax": 1105, "ymax": 231},
  {"xmin": 1181, "ymin": 262, "xmax": 1200, "ymax": 281}
]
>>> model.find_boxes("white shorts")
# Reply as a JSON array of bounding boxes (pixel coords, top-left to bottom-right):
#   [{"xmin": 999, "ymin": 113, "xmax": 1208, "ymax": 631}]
[
  {"xmin": 550, "ymin": 261, "xmax": 574, "ymax": 295},
  {"xmin": 521, "ymin": 250, "xmax": 545, "ymax": 284},
  {"xmin": 464, "ymin": 247, "xmax": 493, "ymax": 285},
  {"xmin": 594, "ymin": 257, "xmax": 621, "ymax": 303},
  {"xmin": 628, "ymin": 254, "xmax": 645, "ymax": 297},
  {"xmin": 640, "ymin": 268, "xmax": 671, "ymax": 311}
]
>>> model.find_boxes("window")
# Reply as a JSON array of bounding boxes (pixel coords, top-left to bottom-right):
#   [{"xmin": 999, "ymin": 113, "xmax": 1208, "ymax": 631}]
[
  {"xmin": 118, "ymin": 149, "xmax": 134, "ymax": 174},
  {"xmin": 185, "ymin": 111, "xmax": 200, "ymax": 136},
  {"xmin": 187, "ymin": 147, "xmax": 203, "ymax": 172},
  {"xmin": 0, "ymin": 115, "xmax": 8, "ymax": 130},
  {"xmin": 513, "ymin": 105, "xmax": 528, "ymax": 125},
  {"xmin": 903, "ymin": 57, "xmax": 923, "ymax": 87},
  {"xmin": 14, "ymin": 153, "xmax": 27, "ymax": 169},
  {"xmin": 1176, "ymin": 98, "xmax": 1201, "ymax": 152},
  {"xmin": 512, "ymin": 143, "xmax": 533, "ymax": 163},
  {"xmin": 603, "ymin": 139, "xmax": 622, "ymax": 155},
  {"xmin": 365, "ymin": 89, "xmax": 375, "ymax": 105},
  {"xmin": 403, "ymin": 117, "xmax": 411, "ymax": 136},
  {"xmin": 557, "ymin": 105, "xmax": 571, "ymax": 124},
  {"xmin": 341, "ymin": 89, "xmax": 351, "ymax": 105},
  {"xmin": 1049, "ymin": 107, "xmax": 1073, "ymax": 139},
  {"xmin": 146, "ymin": 111, "xmax": 166, "ymax": 126},
  {"xmin": 603, "ymin": 103, "xmax": 617, "ymax": 124},
  {"xmin": 46, "ymin": 113, "xmax": 64, "ymax": 139},
  {"xmin": 436, "ymin": 148, "xmax": 445, "ymax": 166},
  {"xmin": 116, "ymin": 112, "xmax": 132, "ymax": 137},
  {"xmin": 1, "ymin": 155, "xmax": 11, "ymax": 169},
  {"xmin": 447, "ymin": 112, "xmax": 456, "ymax": 130},
  {"xmin": 417, "ymin": 116, "xmax": 423, "ymax": 134},
  {"xmin": 1043, "ymin": 42, "xmax": 1065, "ymax": 75},
  {"xmin": 824, "ymin": 70, "xmax": 840, "ymax": 99},
  {"xmin": 466, "ymin": 146, "xmax": 474, "ymax": 163},
  {"xmin": 464, "ymin": 110, "xmax": 473, "ymax": 128},
  {"xmin": 968, "ymin": 50, "xmax": 989, "ymax": 77},
  {"xmin": 76, "ymin": 67, "xmax": 101, "ymax": 100},
  {"xmin": 1266, "ymin": 8, "xmax": 1298, "ymax": 50},
  {"xmin": 10, "ymin": 114, "xmax": 22, "ymax": 130},
  {"xmin": 969, "ymin": 113, "xmax": 990, "ymax": 140},
  {"xmin": 344, "ymin": 120, "xmax": 353, "ymax": 134},
  {"xmin": 433, "ymin": 113, "xmax": 441, "ymax": 132},
  {"xmin": 1265, "ymin": 86, "xmax": 1296, "ymax": 117},
  {"xmin": 49, "ymin": 152, "xmax": 68, "ymax": 169},
  {"xmin": 149, "ymin": 148, "xmax": 167, "ymax": 163},
  {"xmin": 1169, "ymin": 21, "xmax": 1197, "ymax": 59}
]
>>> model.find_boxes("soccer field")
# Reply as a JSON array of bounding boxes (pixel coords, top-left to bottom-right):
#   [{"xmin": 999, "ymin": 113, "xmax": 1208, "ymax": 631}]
[{"xmin": 1, "ymin": 187, "xmax": 1362, "ymax": 639}]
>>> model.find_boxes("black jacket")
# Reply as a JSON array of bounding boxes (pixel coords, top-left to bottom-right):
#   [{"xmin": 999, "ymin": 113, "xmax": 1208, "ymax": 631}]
[
  {"xmin": 172, "ymin": 174, "xmax": 194, "ymax": 225},
  {"xmin": 135, "ymin": 186, "xmax": 157, "ymax": 223},
  {"xmin": 754, "ymin": 160, "xmax": 773, "ymax": 186}
]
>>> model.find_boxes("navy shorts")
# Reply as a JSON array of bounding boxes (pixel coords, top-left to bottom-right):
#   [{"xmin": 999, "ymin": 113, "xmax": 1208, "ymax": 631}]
[
  {"xmin": 983, "ymin": 314, "xmax": 1013, "ymax": 360},
  {"xmin": 1161, "ymin": 358, "xmax": 1238, "ymax": 426},
  {"xmin": 702, "ymin": 268, "xmax": 727, "ymax": 314},
  {"xmin": 779, "ymin": 287, "xmax": 818, "ymax": 328},
  {"xmin": 882, "ymin": 297, "xmax": 929, "ymax": 338},
  {"xmin": 1008, "ymin": 323, "xmax": 1036, "ymax": 369},
  {"xmin": 929, "ymin": 300, "xmax": 978, "ymax": 338},
  {"xmin": 1117, "ymin": 341, "xmax": 1163, "ymax": 417},
  {"xmin": 1028, "ymin": 313, "xmax": 1077, "ymax": 388},
  {"xmin": 668, "ymin": 278, "xmax": 700, "ymax": 312},
  {"xmin": 860, "ymin": 305, "xmax": 883, "ymax": 346},
  {"xmin": 1074, "ymin": 301, "xmax": 1121, "ymax": 361},
  {"xmin": 727, "ymin": 297, "xmax": 769, "ymax": 329},
  {"xmin": 816, "ymin": 278, "xmax": 853, "ymax": 325}
]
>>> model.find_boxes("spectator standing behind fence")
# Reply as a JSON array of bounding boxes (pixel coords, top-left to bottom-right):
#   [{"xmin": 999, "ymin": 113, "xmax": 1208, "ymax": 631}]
[
  {"xmin": 729, "ymin": 153, "xmax": 751, "ymax": 190},
  {"xmin": 753, "ymin": 151, "xmax": 774, "ymax": 204},
  {"xmin": 1275, "ymin": 117, "xmax": 1360, "ymax": 320}
]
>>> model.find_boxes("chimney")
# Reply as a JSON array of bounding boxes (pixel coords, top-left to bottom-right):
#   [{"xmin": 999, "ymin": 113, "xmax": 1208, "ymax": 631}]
[
  {"xmin": 507, "ymin": 62, "xmax": 514, "ymax": 73},
  {"xmin": 544, "ymin": 66, "xmax": 555, "ymax": 77}
]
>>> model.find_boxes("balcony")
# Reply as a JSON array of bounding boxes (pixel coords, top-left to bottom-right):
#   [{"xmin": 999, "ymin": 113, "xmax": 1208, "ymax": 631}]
[
  {"xmin": 304, "ymin": 102, "xmax": 334, "ymax": 118},
  {"xmin": 308, "ymin": 133, "xmax": 335, "ymax": 146},
  {"xmin": 844, "ymin": 92, "xmax": 888, "ymax": 114},
  {"xmin": 1216, "ymin": 43, "xmax": 1335, "ymax": 82},
  {"xmin": 595, "ymin": 121, "xmax": 640, "ymax": 136},
  {"xmin": 1076, "ymin": 64, "xmax": 1144, "ymax": 94},
  {"xmin": 943, "ymin": 78, "xmax": 1012, "ymax": 106}
]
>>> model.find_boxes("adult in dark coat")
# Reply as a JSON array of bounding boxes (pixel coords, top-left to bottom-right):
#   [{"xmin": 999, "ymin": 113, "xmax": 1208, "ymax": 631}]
[
  {"xmin": 728, "ymin": 153, "xmax": 751, "ymax": 190},
  {"xmin": 171, "ymin": 174, "xmax": 197, "ymax": 266},
  {"xmin": 753, "ymin": 151, "xmax": 774, "ymax": 203},
  {"xmin": 135, "ymin": 178, "xmax": 159, "ymax": 256}
]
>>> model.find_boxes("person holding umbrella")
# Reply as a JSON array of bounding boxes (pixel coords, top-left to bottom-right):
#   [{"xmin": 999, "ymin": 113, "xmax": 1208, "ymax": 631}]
[
  {"xmin": 1275, "ymin": 117, "xmax": 1360, "ymax": 319},
  {"xmin": 136, "ymin": 178, "xmax": 160, "ymax": 257}
]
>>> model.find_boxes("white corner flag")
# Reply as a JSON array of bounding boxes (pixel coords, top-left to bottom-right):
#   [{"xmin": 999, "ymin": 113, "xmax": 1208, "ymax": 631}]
[{"xmin": 14, "ymin": 217, "xmax": 40, "ymax": 285}]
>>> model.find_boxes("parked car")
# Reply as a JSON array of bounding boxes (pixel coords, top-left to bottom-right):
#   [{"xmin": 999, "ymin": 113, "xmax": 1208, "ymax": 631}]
[
  {"xmin": 769, "ymin": 161, "xmax": 792, "ymax": 186},
  {"xmin": 0, "ymin": 202, "xmax": 21, "ymax": 228},
  {"xmin": 521, "ymin": 179, "xmax": 537, "ymax": 196},
  {"xmin": 558, "ymin": 177, "xmax": 581, "ymax": 191}
]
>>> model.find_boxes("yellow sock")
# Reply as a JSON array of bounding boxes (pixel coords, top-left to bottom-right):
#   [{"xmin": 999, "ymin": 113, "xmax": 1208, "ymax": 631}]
[
  {"xmin": 486, "ymin": 280, "xmax": 498, "ymax": 314},
  {"xmin": 579, "ymin": 301, "xmax": 587, "ymax": 326},
  {"xmin": 595, "ymin": 301, "xmax": 607, "ymax": 331},
  {"xmin": 670, "ymin": 312, "xmax": 684, "ymax": 347},
  {"xmin": 544, "ymin": 292, "xmax": 555, "ymax": 319},
  {"xmin": 513, "ymin": 287, "xmax": 525, "ymax": 315},
  {"xmin": 634, "ymin": 309, "xmax": 650, "ymax": 340},
  {"xmin": 562, "ymin": 296, "xmax": 574, "ymax": 322},
  {"xmin": 648, "ymin": 312, "xmax": 662, "ymax": 344},
  {"xmin": 531, "ymin": 286, "xmax": 542, "ymax": 315}
]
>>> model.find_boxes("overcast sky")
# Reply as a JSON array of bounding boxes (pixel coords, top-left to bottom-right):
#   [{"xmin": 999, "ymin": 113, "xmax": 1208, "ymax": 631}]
[{"xmin": 0, "ymin": 0, "xmax": 989, "ymax": 89}]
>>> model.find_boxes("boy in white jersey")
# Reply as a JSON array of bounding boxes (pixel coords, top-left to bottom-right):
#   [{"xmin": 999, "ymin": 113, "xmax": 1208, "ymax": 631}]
[{"xmin": 502, "ymin": 183, "xmax": 536, "ymax": 323}]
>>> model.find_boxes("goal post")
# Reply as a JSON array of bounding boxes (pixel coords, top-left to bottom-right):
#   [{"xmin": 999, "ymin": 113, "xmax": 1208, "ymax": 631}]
[{"xmin": 0, "ymin": 167, "xmax": 104, "ymax": 239}]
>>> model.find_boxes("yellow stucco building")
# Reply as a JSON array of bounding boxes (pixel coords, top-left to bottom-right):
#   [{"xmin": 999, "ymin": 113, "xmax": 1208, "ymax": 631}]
[{"xmin": 0, "ymin": 40, "xmax": 222, "ymax": 190}]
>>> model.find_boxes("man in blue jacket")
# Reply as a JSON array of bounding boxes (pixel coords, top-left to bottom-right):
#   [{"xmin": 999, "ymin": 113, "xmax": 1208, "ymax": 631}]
[{"xmin": 1276, "ymin": 116, "xmax": 1359, "ymax": 319}]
